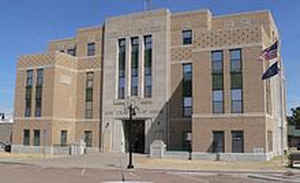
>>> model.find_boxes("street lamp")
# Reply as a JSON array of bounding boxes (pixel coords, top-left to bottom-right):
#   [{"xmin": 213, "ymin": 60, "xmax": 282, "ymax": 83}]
[{"xmin": 123, "ymin": 97, "xmax": 140, "ymax": 169}]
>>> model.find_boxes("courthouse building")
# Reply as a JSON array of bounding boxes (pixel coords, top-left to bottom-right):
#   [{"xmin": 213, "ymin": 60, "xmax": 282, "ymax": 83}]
[{"xmin": 13, "ymin": 8, "xmax": 287, "ymax": 160}]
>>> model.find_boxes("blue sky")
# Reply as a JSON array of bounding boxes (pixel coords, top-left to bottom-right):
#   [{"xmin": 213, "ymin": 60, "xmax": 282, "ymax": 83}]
[{"xmin": 0, "ymin": 0, "xmax": 299, "ymax": 115}]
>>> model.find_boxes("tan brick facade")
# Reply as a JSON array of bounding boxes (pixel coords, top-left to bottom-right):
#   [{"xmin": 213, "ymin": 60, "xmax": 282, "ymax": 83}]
[{"xmin": 13, "ymin": 9, "xmax": 287, "ymax": 159}]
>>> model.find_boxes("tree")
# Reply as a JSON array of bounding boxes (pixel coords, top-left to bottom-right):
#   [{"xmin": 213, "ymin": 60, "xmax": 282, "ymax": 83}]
[{"xmin": 288, "ymin": 107, "xmax": 300, "ymax": 128}]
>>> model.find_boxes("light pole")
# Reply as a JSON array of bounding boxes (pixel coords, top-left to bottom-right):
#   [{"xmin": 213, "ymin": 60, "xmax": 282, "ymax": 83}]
[
  {"xmin": 127, "ymin": 104, "xmax": 136, "ymax": 169},
  {"xmin": 123, "ymin": 97, "xmax": 140, "ymax": 169}
]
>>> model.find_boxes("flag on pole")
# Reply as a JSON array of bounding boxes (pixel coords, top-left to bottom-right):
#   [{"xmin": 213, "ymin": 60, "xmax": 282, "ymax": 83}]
[
  {"xmin": 262, "ymin": 62, "xmax": 280, "ymax": 80},
  {"xmin": 260, "ymin": 41, "xmax": 278, "ymax": 60}
]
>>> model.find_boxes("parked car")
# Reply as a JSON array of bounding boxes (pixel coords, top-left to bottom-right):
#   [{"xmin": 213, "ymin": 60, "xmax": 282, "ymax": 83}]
[{"xmin": 0, "ymin": 141, "xmax": 11, "ymax": 152}]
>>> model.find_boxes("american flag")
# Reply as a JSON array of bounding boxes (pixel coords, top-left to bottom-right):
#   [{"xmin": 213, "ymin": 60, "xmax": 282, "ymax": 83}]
[{"xmin": 260, "ymin": 41, "xmax": 278, "ymax": 60}]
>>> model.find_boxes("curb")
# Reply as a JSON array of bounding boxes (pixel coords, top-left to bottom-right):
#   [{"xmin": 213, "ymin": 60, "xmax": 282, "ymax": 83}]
[
  {"xmin": 248, "ymin": 174, "xmax": 300, "ymax": 183},
  {"xmin": 138, "ymin": 168, "xmax": 288, "ymax": 175}
]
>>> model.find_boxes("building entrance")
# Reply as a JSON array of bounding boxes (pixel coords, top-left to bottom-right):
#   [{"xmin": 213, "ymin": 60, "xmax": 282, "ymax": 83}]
[{"xmin": 124, "ymin": 120, "xmax": 145, "ymax": 154}]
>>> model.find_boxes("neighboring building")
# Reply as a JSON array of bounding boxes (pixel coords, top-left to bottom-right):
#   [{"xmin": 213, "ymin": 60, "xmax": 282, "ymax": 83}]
[
  {"xmin": 0, "ymin": 113, "xmax": 13, "ymax": 143},
  {"xmin": 13, "ymin": 8, "xmax": 287, "ymax": 160}
]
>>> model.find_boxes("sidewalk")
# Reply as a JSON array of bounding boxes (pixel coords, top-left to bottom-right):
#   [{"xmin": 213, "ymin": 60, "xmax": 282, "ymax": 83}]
[{"xmin": 1, "ymin": 152, "xmax": 300, "ymax": 174}]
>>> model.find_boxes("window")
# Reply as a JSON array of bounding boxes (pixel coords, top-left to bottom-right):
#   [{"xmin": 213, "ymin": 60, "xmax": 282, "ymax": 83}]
[
  {"xmin": 182, "ymin": 30, "xmax": 192, "ymax": 45},
  {"xmin": 118, "ymin": 39, "xmax": 126, "ymax": 99},
  {"xmin": 35, "ymin": 99, "xmax": 42, "ymax": 117},
  {"xmin": 212, "ymin": 51, "xmax": 223, "ymax": 73},
  {"xmin": 212, "ymin": 51, "xmax": 224, "ymax": 113},
  {"xmin": 33, "ymin": 129, "xmax": 40, "ymax": 146},
  {"xmin": 232, "ymin": 131, "xmax": 244, "ymax": 153},
  {"xmin": 230, "ymin": 49, "xmax": 243, "ymax": 113},
  {"xmin": 25, "ymin": 99, "xmax": 31, "ymax": 117},
  {"xmin": 131, "ymin": 37, "xmax": 139, "ymax": 96},
  {"xmin": 25, "ymin": 70, "xmax": 33, "ymax": 117},
  {"xmin": 67, "ymin": 47, "xmax": 76, "ymax": 56},
  {"xmin": 231, "ymin": 89, "xmax": 243, "ymax": 113},
  {"xmin": 36, "ymin": 69, "xmax": 44, "ymax": 86},
  {"xmin": 87, "ymin": 42, "xmax": 96, "ymax": 56},
  {"xmin": 213, "ymin": 90, "xmax": 224, "ymax": 113},
  {"xmin": 183, "ymin": 97, "xmax": 192, "ymax": 117},
  {"xmin": 84, "ymin": 131, "xmax": 93, "ymax": 147},
  {"xmin": 144, "ymin": 35, "xmax": 152, "ymax": 98},
  {"xmin": 35, "ymin": 69, "xmax": 43, "ymax": 117},
  {"xmin": 183, "ymin": 64, "xmax": 192, "ymax": 117},
  {"xmin": 85, "ymin": 72, "xmax": 94, "ymax": 119},
  {"xmin": 61, "ymin": 130, "xmax": 67, "ymax": 146},
  {"xmin": 213, "ymin": 131, "xmax": 224, "ymax": 153},
  {"xmin": 23, "ymin": 129, "xmax": 30, "ymax": 146},
  {"xmin": 26, "ymin": 70, "xmax": 33, "ymax": 86}
]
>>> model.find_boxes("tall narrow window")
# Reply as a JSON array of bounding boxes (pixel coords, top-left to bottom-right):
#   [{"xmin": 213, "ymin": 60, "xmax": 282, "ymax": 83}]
[
  {"xmin": 144, "ymin": 35, "xmax": 152, "ymax": 98},
  {"xmin": 84, "ymin": 131, "xmax": 93, "ymax": 147},
  {"xmin": 35, "ymin": 69, "xmax": 43, "ymax": 117},
  {"xmin": 85, "ymin": 72, "xmax": 94, "ymax": 119},
  {"xmin": 182, "ymin": 30, "xmax": 192, "ymax": 45},
  {"xmin": 87, "ymin": 42, "xmax": 96, "ymax": 56},
  {"xmin": 61, "ymin": 130, "xmax": 67, "ymax": 146},
  {"xmin": 131, "ymin": 37, "xmax": 139, "ymax": 96},
  {"xmin": 213, "ymin": 131, "xmax": 224, "ymax": 153},
  {"xmin": 33, "ymin": 129, "xmax": 40, "ymax": 146},
  {"xmin": 212, "ymin": 51, "xmax": 224, "ymax": 113},
  {"xmin": 183, "ymin": 64, "xmax": 192, "ymax": 117},
  {"xmin": 67, "ymin": 47, "xmax": 76, "ymax": 56},
  {"xmin": 25, "ymin": 70, "xmax": 33, "ymax": 117},
  {"xmin": 230, "ymin": 49, "xmax": 243, "ymax": 113},
  {"xmin": 118, "ymin": 39, "xmax": 126, "ymax": 99},
  {"xmin": 23, "ymin": 129, "xmax": 30, "ymax": 146},
  {"xmin": 232, "ymin": 131, "xmax": 244, "ymax": 153}
]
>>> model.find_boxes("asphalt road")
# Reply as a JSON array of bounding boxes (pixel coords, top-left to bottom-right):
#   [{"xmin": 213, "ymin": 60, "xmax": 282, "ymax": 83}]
[{"xmin": 0, "ymin": 163, "xmax": 274, "ymax": 183}]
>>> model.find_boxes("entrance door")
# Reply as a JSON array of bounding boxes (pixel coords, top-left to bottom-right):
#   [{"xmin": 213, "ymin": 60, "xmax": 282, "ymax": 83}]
[{"xmin": 124, "ymin": 120, "xmax": 145, "ymax": 153}]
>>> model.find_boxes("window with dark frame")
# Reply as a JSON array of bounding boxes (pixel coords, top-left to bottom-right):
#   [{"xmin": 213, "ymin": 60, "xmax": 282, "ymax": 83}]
[
  {"xmin": 87, "ymin": 42, "xmax": 96, "ymax": 56},
  {"xmin": 131, "ymin": 37, "xmax": 139, "ymax": 96},
  {"xmin": 144, "ymin": 35, "xmax": 152, "ymax": 98},
  {"xmin": 67, "ymin": 47, "xmax": 76, "ymax": 56},
  {"xmin": 182, "ymin": 30, "xmax": 192, "ymax": 45},
  {"xmin": 33, "ymin": 129, "xmax": 40, "ymax": 146},
  {"xmin": 25, "ymin": 70, "xmax": 33, "ymax": 117},
  {"xmin": 231, "ymin": 131, "xmax": 244, "ymax": 153},
  {"xmin": 84, "ymin": 131, "xmax": 93, "ymax": 147},
  {"xmin": 61, "ymin": 130, "xmax": 67, "ymax": 146},
  {"xmin": 183, "ymin": 64, "xmax": 192, "ymax": 117},
  {"xmin": 23, "ymin": 129, "xmax": 30, "ymax": 146},
  {"xmin": 212, "ymin": 51, "xmax": 224, "ymax": 113},
  {"xmin": 118, "ymin": 39, "xmax": 126, "ymax": 99},
  {"xmin": 85, "ymin": 72, "xmax": 94, "ymax": 119},
  {"xmin": 213, "ymin": 131, "xmax": 224, "ymax": 153},
  {"xmin": 230, "ymin": 49, "xmax": 243, "ymax": 113},
  {"xmin": 35, "ymin": 69, "xmax": 43, "ymax": 117}
]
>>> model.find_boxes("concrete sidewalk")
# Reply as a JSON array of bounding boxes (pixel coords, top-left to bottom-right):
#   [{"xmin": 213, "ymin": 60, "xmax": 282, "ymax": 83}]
[{"xmin": 1, "ymin": 152, "xmax": 300, "ymax": 174}]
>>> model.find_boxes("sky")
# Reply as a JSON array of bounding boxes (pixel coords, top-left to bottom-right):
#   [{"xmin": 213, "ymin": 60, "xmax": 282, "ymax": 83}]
[{"xmin": 0, "ymin": 0, "xmax": 299, "ymax": 116}]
